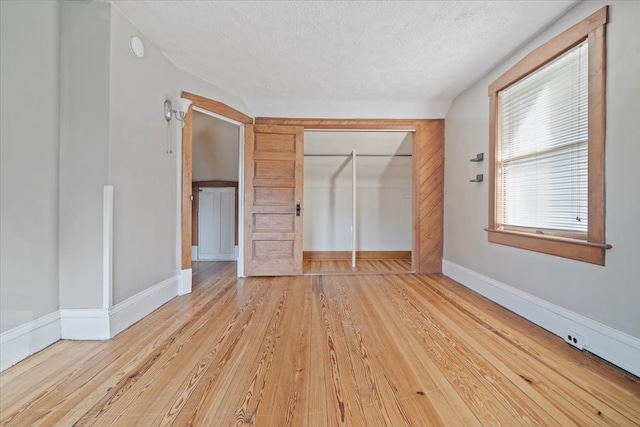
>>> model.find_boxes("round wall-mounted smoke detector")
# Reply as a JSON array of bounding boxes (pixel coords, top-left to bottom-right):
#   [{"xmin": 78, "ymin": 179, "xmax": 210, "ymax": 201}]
[{"xmin": 128, "ymin": 36, "xmax": 145, "ymax": 58}]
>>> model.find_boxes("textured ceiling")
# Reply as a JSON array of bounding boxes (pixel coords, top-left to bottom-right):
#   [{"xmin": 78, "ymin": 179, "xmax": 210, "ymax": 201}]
[{"xmin": 111, "ymin": 0, "xmax": 578, "ymax": 117}]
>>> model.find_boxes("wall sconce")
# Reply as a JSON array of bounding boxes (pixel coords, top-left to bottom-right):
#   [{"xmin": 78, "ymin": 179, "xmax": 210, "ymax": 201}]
[{"xmin": 164, "ymin": 98, "xmax": 192, "ymax": 127}]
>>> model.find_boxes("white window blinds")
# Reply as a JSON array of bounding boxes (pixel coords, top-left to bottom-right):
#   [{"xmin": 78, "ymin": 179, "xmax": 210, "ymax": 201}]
[{"xmin": 498, "ymin": 40, "xmax": 588, "ymax": 235}]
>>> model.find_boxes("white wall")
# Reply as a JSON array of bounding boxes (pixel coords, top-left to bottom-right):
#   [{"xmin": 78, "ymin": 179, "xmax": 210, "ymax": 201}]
[
  {"xmin": 444, "ymin": 0, "xmax": 640, "ymax": 340},
  {"xmin": 192, "ymin": 112, "xmax": 239, "ymax": 182},
  {"xmin": 58, "ymin": 1, "xmax": 112, "ymax": 310},
  {"xmin": 304, "ymin": 132, "xmax": 412, "ymax": 251},
  {"xmin": 108, "ymin": 7, "xmax": 180, "ymax": 304},
  {"xmin": 1, "ymin": 1, "xmax": 255, "ymax": 369},
  {"xmin": 0, "ymin": 1, "xmax": 61, "ymax": 332}
]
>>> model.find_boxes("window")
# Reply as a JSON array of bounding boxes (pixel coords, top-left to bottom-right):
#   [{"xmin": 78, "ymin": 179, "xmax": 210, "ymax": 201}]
[{"xmin": 486, "ymin": 6, "xmax": 610, "ymax": 265}]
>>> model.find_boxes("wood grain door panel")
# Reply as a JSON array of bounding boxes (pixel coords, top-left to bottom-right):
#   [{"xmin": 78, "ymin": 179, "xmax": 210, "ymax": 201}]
[{"xmin": 244, "ymin": 125, "xmax": 304, "ymax": 276}]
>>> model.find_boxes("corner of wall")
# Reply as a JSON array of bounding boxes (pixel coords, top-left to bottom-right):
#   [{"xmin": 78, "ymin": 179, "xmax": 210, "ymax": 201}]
[
  {"xmin": 0, "ymin": 312, "xmax": 61, "ymax": 372},
  {"xmin": 1, "ymin": 274, "xmax": 183, "ymax": 372}
]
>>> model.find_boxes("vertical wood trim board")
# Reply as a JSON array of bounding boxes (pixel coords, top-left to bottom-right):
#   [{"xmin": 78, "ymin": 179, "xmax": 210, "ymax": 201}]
[
  {"xmin": 191, "ymin": 185, "xmax": 199, "ymax": 246},
  {"xmin": 415, "ymin": 121, "xmax": 444, "ymax": 274},
  {"xmin": 181, "ymin": 105, "xmax": 193, "ymax": 270}
]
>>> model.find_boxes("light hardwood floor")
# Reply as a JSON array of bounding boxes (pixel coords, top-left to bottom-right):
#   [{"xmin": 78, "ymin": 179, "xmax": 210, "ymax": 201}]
[{"xmin": 1, "ymin": 262, "xmax": 639, "ymax": 426}]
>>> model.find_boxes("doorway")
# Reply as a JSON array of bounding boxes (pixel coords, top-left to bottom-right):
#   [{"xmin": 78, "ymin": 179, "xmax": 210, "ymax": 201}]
[
  {"xmin": 303, "ymin": 131, "xmax": 413, "ymax": 274},
  {"xmin": 180, "ymin": 92, "xmax": 253, "ymax": 283},
  {"xmin": 254, "ymin": 117, "xmax": 445, "ymax": 275},
  {"xmin": 191, "ymin": 110, "xmax": 239, "ymax": 262}
]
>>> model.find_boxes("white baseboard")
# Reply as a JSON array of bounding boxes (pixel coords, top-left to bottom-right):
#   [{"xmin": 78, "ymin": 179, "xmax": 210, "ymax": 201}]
[
  {"xmin": 1, "ymin": 275, "xmax": 182, "ymax": 371},
  {"xmin": 60, "ymin": 309, "xmax": 110, "ymax": 340},
  {"xmin": 443, "ymin": 259, "xmax": 640, "ymax": 377},
  {"xmin": 110, "ymin": 276, "xmax": 180, "ymax": 336},
  {"xmin": 191, "ymin": 245, "xmax": 198, "ymax": 261},
  {"xmin": 0, "ymin": 311, "xmax": 61, "ymax": 371},
  {"xmin": 179, "ymin": 269, "xmax": 192, "ymax": 295}
]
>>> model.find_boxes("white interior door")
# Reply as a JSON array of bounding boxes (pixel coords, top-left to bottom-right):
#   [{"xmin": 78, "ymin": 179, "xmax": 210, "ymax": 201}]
[{"xmin": 198, "ymin": 187, "xmax": 236, "ymax": 261}]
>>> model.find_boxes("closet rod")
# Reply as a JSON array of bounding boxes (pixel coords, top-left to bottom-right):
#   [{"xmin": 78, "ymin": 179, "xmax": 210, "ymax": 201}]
[{"xmin": 303, "ymin": 154, "xmax": 412, "ymax": 157}]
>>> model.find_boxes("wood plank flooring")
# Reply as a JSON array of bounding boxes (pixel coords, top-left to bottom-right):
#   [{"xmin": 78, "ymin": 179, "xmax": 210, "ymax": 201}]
[
  {"xmin": 1, "ymin": 261, "xmax": 639, "ymax": 426},
  {"xmin": 304, "ymin": 259, "xmax": 412, "ymax": 275}
]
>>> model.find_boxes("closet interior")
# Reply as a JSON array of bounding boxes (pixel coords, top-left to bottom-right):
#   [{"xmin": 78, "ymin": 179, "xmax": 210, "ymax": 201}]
[{"xmin": 303, "ymin": 131, "xmax": 413, "ymax": 274}]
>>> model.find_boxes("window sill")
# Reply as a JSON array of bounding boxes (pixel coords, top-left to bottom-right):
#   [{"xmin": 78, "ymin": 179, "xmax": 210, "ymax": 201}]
[{"xmin": 485, "ymin": 228, "xmax": 611, "ymax": 265}]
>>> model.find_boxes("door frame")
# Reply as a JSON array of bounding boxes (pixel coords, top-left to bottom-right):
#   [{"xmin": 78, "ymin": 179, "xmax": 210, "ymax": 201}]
[
  {"xmin": 180, "ymin": 92, "xmax": 253, "ymax": 278},
  {"xmin": 255, "ymin": 118, "xmax": 444, "ymax": 274},
  {"xmin": 181, "ymin": 107, "xmax": 444, "ymax": 276}
]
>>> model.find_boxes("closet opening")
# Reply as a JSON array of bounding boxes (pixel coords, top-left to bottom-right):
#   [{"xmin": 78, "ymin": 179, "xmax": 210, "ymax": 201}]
[{"xmin": 303, "ymin": 130, "xmax": 413, "ymax": 274}]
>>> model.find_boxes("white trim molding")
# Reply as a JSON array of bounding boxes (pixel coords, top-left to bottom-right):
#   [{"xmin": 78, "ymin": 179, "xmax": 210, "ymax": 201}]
[
  {"xmin": 0, "ymin": 311, "xmax": 61, "ymax": 371},
  {"xmin": 110, "ymin": 276, "xmax": 179, "ymax": 336},
  {"xmin": 60, "ymin": 309, "xmax": 110, "ymax": 340},
  {"xmin": 179, "ymin": 268, "xmax": 192, "ymax": 295},
  {"xmin": 103, "ymin": 185, "xmax": 114, "ymax": 309},
  {"xmin": 61, "ymin": 275, "xmax": 181, "ymax": 340},
  {"xmin": 1, "ymin": 275, "xmax": 183, "ymax": 371},
  {"xmin": 443, "ymin": 259, "xmax": 640, "ymax": 377}
]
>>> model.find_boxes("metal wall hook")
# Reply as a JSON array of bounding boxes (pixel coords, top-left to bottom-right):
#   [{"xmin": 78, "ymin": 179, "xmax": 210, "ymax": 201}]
[
  {"xmin": 470, "ymin": 174, "xmax": 484, "ymax": 183},
  {"xmin": 470, "ymin": 153, "xmax": 484, "ymax": 162}
]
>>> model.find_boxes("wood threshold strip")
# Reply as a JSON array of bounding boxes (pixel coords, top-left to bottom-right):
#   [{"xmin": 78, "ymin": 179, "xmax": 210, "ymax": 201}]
[{"xmin": 304, "ymin": 251, "xmax": 412, "ymax": 260}]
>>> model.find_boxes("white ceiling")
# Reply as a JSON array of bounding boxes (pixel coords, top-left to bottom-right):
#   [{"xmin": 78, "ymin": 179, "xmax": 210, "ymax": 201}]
[{"xmin": 111, "ymin": 0, "xmax": 578, "ymax": 118}]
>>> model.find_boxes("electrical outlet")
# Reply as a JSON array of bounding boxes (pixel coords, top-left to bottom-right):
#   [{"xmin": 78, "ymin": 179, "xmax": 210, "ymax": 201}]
[{"xmin": 565, "ymin": 330, "xmax": 585, "ymax": 350}]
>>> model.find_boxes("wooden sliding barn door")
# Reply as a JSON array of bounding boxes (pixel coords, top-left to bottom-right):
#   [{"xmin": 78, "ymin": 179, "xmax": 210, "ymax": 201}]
[{"xmin": 244, "ymin": 125, "xmax": 304, "ymax": 276}]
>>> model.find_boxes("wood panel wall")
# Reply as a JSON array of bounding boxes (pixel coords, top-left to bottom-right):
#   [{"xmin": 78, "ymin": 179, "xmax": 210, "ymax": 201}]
[
  {"xmin": 255, "ymin": 118, "xmax": 444, "ymax": 273},
  {"xmin": 414, "ymin": 121, "xmax": 444, "ymax": 273}
]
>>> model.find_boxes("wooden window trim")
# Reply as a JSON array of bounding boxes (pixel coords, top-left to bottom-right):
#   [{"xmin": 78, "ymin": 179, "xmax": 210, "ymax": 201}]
[{"xmin": 486, "ymin": 6, "xmax": 610, "ymax": 265}]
